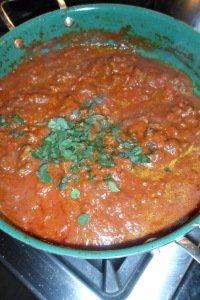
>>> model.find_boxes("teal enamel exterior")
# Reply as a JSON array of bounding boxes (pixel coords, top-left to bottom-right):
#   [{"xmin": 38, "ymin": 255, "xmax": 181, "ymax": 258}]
[
  {"xmin": 0, "ymin": 215, "xmax": 200, "ymax": 259},
  {"xmin": 0, "ymin": 4, "xmax": 200, "ymax": 258}
]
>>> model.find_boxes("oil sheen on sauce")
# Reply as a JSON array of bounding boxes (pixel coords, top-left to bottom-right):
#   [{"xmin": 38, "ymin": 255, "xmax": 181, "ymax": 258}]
[{"xmin": 0, "ymin": 45, "xmax": 200, "ymax": 248}]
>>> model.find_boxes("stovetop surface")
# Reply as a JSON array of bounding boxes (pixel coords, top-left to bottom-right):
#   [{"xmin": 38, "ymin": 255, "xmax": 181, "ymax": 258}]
[
  {"xmin": 0, "ymin": 1, "xmax": 200, "ymax": 299},
  {"xmin": 0, "ymin": 228, "xmax": 200, "ymax": 300}
]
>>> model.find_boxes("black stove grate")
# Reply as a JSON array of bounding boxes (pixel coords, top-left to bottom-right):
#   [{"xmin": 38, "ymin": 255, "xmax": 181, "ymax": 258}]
[
  {"xmin": 0, "ymin": 230, "xmax": 152, "ymax": 300},
  {"xmin": 0, "ymin": 228, "xmax": 200, "ymax": 300}
]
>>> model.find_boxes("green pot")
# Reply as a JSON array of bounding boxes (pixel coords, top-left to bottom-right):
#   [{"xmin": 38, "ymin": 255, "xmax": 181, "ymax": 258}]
[{"xmin": 0, "ymin": 4, "xmax": 200, "ymax": 259}]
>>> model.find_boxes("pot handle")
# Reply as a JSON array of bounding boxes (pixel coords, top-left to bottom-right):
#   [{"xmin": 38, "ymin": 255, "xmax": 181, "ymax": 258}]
[
  {"xmin": 175, "ymin": 234, "xmax": 200, "ymax": 264},
  {"xmin": 0, "ymin": 0, "xmax": 67, "ymax": 31}
]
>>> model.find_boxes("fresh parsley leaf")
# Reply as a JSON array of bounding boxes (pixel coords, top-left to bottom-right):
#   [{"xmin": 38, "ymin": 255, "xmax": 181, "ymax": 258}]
[
  {"xmin": 104, "ymin": 177, "xmax": 120, "ymax": 192},
  {"xmin": 111, "ymin": 125, "xmax": 120, "ymax": 138},
  {"xmin": 132, "ymin": 136, "xmax": 138, "ymax": 143},
  {"xmin": 89, "ymin": 97, "xmax": 104, "ymax": 113},
  {"xmin": 88, "ymin": 173, "xmax": 97, "ymax": 181},
  {"xmin": 78, "ymin": 213, "xmax": 89, "ymax": 225},
  {"xmin": 137, "ymin": 153, "xmax": 151, "ymax": 163},
  {"xmin": 70, "ymin": 164, "xmax": 79, "ymax": 174},
  {"xmin": 85, "ymin": 164, "xmax": 92, "ymax": 172},
  {"xmin": 145, "ymin": 128, "xmax": 158, "ymax": 136},
  {"xmin": 81, "ymin": 101, "xmax": 91, "ymax": 109},
  {"xmin": 98, "ymin": 153, "xmax": 115, "ymax": 168},
  {"xmin": 59, "ymin": 176, "xmax": 71, "ymax": 191},
  {"xmin": 70, "ymin": 188, "xmax": 80, "ymax": 199},
  {"xmin": 48, "ymin": 117, "xmax": 72, "ymax": 131},
  {"xmin": 0, "ymin": 115, "xmax": 9, "ymax": 127},
  {"xmin": 11, "ymin": 114, "xmax": 24, "ymax": 125},
  {"xmin": 71, "ymin": 109, "xmax": 80, "ymax": 120},
  {"xmin": 71, "ymin": 174, "xmax": 79, "ymax": 183},
  {"xmin": 36, "ymin": 164, "xmax": 52, "ymax": 184},
  {"xmin": 36, "ymin": 122, "xmax": 47, "ymax": 126},
  {"xmin": 81, "ymin": 97, "xmax": 104, "ymax": 113},
  {"xmin": 119, "ymin": 143, "xmax": 150, "ymax": 164},
  {"xmin": 93, "ymin": 97, "xmax": 104, "ymax": 105},
  {"xmin": 10, "ymin": 130, "xmax": 26, "ymax": 138},
  {"xmin": 148, "ymin": 142, "xmax": 156, "ymax": 154},
  {"xmin": 85, "ymin": 114, "xmax": 104, "ymax": 124},
  {"xmin": 100, "ymin": 120, "xmax": 111, "ymax": 131},
  {"xmin": 148, "ymin": 142, "xmax": 156, "ymax": 149},
  {"xmin": 118, "ymin": 152, "xmax": 126, "ymax": 158}
]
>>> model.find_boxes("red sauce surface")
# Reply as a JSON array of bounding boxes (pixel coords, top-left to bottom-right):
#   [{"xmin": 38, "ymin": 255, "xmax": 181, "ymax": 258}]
[{"xmin": 0, "ymin": 45, "xmax": 200, "ymax": 248}]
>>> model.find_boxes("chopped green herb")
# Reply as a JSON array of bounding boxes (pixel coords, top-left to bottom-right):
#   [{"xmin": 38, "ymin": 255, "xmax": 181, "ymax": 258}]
[
  {"xmin": 71, "ymin": 109, "xmax": 80, "ymax": 120},
  {"xmin": 132, "ymin": 136, "xmax": 138, "ymax": 143},
  {"xmin": 48, "ymin": 117, "xmax": 72, "ymax": 131},
  {"xmin": 36, "ymin": 164, "xmax": 52, "ymax": 184},
  {"xmin": 10, "ymin": 130, "xmax": 26, "ymax": 138},
  {"xmin": 148, "ymin": 142, "xmax": 156, "ymax": 154},
  {"xmin": 0, "ymin": 115, "xmax": 9, "ymax": 127},
  {"xmin": 120, "ymin": 143, "xmax": 150, "ymax": 164},
  {"xmin": 100, "ymin": 120, "xmax": 111, "ymax": 131},
  {"xmin": 70, "ymin": 188, "xmax": 80, "ymax": 199},
  {"xmin": 145, "ymin": 128, "xmax": 157, "ymax": 136},
  {"xmin": 70, "ymin": 164, "xmax": 79, "ymax": 174},
  {"xmin": 32, "ymin": 96, "xmax": 151, "ymax": 189},
  {"xmin": 92, "ymin": 97, "xmax": 104, "ymax": 106},
  {"xmin": 137, "ymin": 153, "xmax": 151, "ymax": 163},
  {"xmin": 89, "ymin": 97, "xmax": 104, "ymax": 113},
  {"xmin": 85, "ymin": 114, "xmax": 104, "ymax": 124},
  {"xmin": 59, "ymin": 176, "xmax": 71, "ymax": 191},
  {"xmin": 36, "ymin": 122, "xmax": 47, "ymax": 126},
  {"xmin": 81, "ymin": 97, "xmax": 104, "ymax": 113},
  {"xmin": 104, "ymin": 177, "xmax": 120, "ymax": 192},
  {"xmin": 85, "ymin": 165, "xmax": 92, "ymax": 172},
  {"xmin": 118, "ymin": 152, "xmax": 126, "ymax": 158},
  {"xmin": 98, "ymin": 153, "xmax": 115, "ymax": 168},
  {"xmin": 111, "ymin": 125, "xmax": 120, "ymax": 138},
  {"xmin": 148, "ymin": 142, "xmax": 156, "ymax": 149},
  {"xmin": 164, "ymin": 167, "xmax": 172, "ymax": 173},
  {"xmin": 78, "ymin": 213, "xmax": 89, "ymax": 225},
  {"xmin": 11, "ymin": 114, "xmax": 24, "ymax": 125},
  {"xmin": 71, "ymin": 174, "xmax": 79, "ymax": 183},
  {"xmin": 81, "ymin": 101, "xmax": 91, "ymax": 109},
  {"xmin": 88, "ymin": 173, "xmax": 97, "ymax": 181}
]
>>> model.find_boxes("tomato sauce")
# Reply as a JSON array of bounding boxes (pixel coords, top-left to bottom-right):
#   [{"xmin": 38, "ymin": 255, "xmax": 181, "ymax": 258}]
[{"xmin": 0, "ymin": 45, "xmax": 199, "ymax": 248}]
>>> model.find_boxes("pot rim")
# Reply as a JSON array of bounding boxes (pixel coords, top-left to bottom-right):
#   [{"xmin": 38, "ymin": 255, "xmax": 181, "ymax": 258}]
[{"xmin": 0, "ymin": 215, "xmax": 200, "ymax": 259}]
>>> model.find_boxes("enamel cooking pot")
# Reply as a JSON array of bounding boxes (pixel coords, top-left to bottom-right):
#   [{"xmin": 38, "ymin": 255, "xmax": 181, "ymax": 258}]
[{"xmin": 0, "ymin": 1, "xmax": 200, "ymax": 259}]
